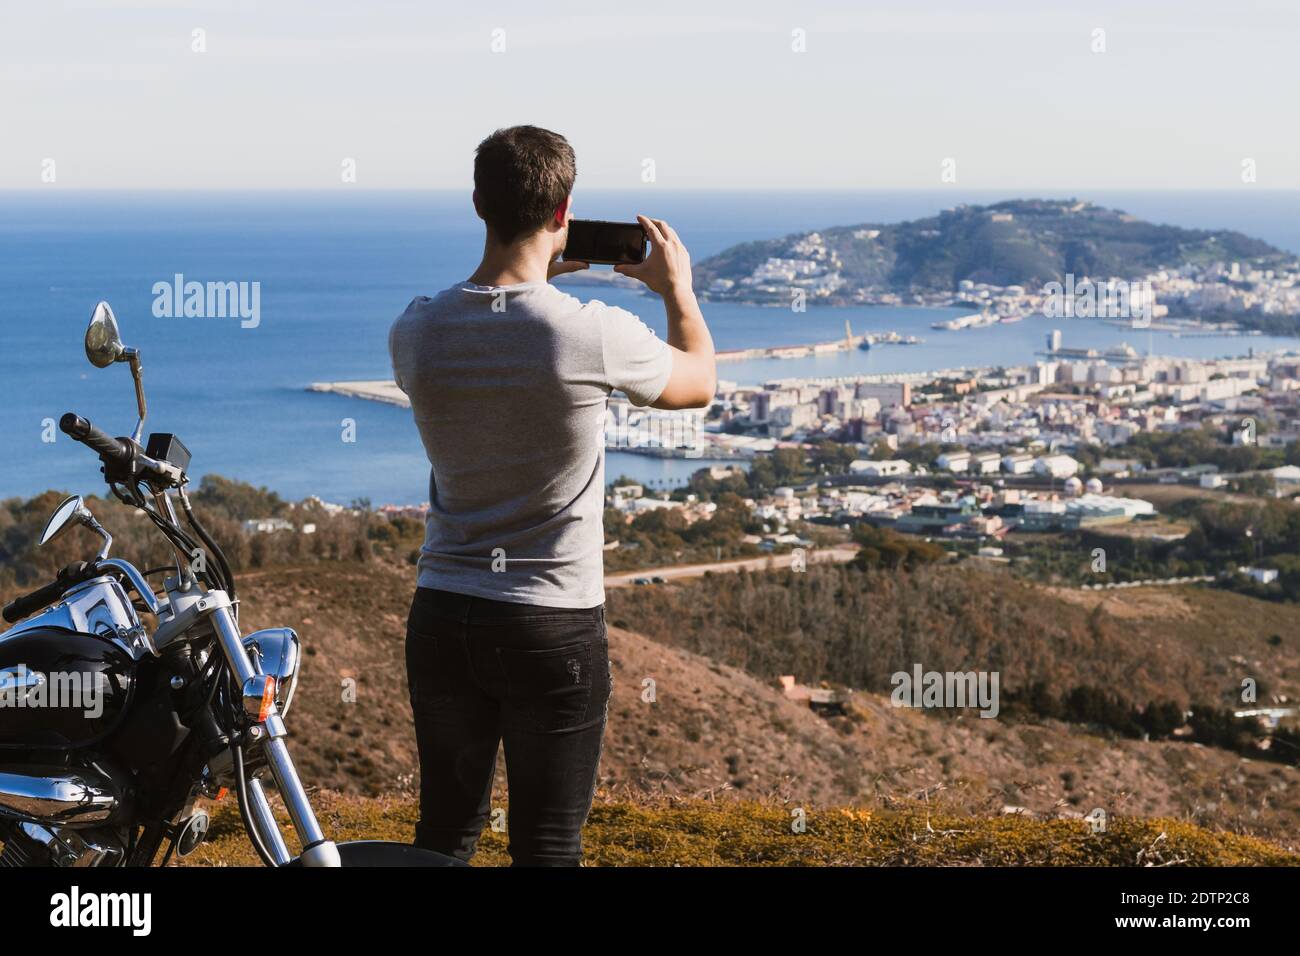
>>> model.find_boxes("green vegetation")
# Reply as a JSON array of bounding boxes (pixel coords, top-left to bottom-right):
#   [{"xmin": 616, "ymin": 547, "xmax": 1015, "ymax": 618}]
[
  {"xmin": 1007, "ymin": 495, "xmax": 1300, "ymax": 601},
  {"xmin": 1091, "ymin": 426, "xmax": 1300, "ymax": 473},
  {"xmin": 601, "ymin": 450, "xmax": 856, "ymax": 572},
  {"xmin": 851, "ymin": 523, "xmax": 947, "ymax": 570},
  {"xmin": 607, "ymin": 561, "xmax": 1300, "ymax": 742},
  {"xmin": 0, "ymin": 477, "xmax": 376, "ymax": 599},
  {"xmin": 1169, "ymin": 304, "xmax": 1300, "ymax": 337},
  {"xmin": 602, "ymin": 494, "xmax": 766, "ymax": 572},
  {"xmin": 1001, "ymin": 683, "xmax": 1300, "ymax": 768}
]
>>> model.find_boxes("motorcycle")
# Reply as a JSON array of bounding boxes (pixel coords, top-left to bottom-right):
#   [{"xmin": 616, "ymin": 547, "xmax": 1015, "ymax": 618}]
[{"xmin": 0, "ymin": 302, "xmax": 460, "ymax": 867}]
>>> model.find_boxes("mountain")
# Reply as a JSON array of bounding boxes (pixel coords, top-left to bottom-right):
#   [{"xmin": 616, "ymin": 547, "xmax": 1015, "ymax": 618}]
[{"xmin": 692, "ymin": 198, "xmax": 1293, "ymax": 304}]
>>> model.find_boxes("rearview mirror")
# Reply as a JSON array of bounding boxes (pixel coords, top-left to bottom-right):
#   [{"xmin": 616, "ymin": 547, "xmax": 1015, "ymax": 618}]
[
  {"xmin": 40, "ymin": 495, "xmax": 92, "ymax": 547},
  {"xmin": 85, "ymin": 302, "xmax": 125, "ymax": 368},
  {"xmin": 38, "ymin": 495, "xmax": 113, "ymax": 560},
  {"xmin": 83, "ymin": 301, "xmax": 148, "ymax": 444}
]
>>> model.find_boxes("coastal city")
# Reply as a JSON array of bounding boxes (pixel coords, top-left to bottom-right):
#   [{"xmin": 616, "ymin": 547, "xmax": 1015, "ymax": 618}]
[
  {"xmin": 594, "ymin": 330, "xmax": 1299, "ymax": 543},
  {"xmin": 313, "ymin": 322, "xmax": 1300, "ymax": 561},
  {"xmin": 304, "ymin": 200, "xmax": 1300, "ymax": 559}
]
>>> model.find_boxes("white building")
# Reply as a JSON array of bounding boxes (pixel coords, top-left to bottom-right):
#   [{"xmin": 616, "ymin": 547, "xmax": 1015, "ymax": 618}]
[
  {"xmin": 243, "ymin": 518, "xmax": 294, "ymax": 534},
  {"xmin": 849, "ymin": 459, "xmax": 913, "ymax": 477},
  {"xmin": 1034, "ymin": 454, "xmax": 1080, "ymax": 479},
  {"xmin": 936, "ymin": 451, "xmax": 971, "ymax": 472},
  {"xmin": 1241, "ymin": 567, "xmax": 1279, "ymax": 584},
  {"xmin": 1001, "ymin": 452, "xmax": 1036, "ymax": 475}
]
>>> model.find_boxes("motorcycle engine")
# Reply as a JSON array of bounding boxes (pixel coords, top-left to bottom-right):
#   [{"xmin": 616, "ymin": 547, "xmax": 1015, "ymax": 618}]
[{"xmin": 0, "ymin": 820, "xmax": 124, "ymax": 867}]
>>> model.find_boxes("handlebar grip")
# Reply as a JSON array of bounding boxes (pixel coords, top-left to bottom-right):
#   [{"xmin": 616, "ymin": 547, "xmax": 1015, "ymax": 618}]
[
  {"xmin": 2, "ymin": 562, "xmax": 97, "ymax": 624},
  {"xmin": 60, "ymin": 413, "xmax": 133, "ymax": 466},
  {"xmin": 3, "ymin": 576, "xmax": 78, "ymax": 624}
]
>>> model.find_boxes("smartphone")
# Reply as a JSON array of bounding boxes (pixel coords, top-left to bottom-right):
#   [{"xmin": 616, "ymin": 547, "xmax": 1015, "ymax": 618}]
[{"xmin": 562, "ymin": 219, "xmax": 647, "ymax": 265}]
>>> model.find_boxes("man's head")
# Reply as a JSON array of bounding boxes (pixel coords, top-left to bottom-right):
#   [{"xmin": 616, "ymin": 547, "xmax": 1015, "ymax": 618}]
[{"xmin": 473, "ymin": 126, "xmax": 576, "ymax": 249}]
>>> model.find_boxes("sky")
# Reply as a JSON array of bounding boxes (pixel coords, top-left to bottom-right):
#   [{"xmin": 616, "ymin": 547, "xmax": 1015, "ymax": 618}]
[{"xmin": 1, "ymin": 0, "xmax": 1296, "ymax": 190}]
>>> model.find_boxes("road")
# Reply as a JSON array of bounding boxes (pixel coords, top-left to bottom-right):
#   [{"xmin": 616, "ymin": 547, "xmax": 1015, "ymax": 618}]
[{"xmin": 604, "ymin": 546, "xmax": 860, "ymax": 588}]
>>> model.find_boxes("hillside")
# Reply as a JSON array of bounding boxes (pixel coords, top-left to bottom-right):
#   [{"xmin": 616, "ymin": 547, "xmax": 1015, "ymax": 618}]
[
  {"xmin": 233, "ymin": 559, "xmax": 1300, "ymax": 845},
  {"xmin": 605, "ymin": 562, "xmax": 1300, "ymax": 712},
  {"xmin": 692, "ymin": 198, "xmax": 1291, "ymax": 301}
]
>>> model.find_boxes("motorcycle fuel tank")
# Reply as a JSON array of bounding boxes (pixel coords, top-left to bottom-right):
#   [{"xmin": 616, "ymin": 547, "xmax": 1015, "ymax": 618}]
[{"xmin": 0, "ymin": 627, "xmax": 134, "ymax": 750}]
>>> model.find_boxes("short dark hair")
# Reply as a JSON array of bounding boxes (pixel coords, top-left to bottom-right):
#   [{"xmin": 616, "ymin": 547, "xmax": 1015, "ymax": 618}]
[{"xmin": 474, "ymin": 126, "xmax": 576, "ymax": 244}]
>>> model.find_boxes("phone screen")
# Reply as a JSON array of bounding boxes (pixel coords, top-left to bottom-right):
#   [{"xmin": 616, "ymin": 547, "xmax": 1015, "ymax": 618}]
[{"xmin": 562, "ymin": 220, "xmax": 647, "ymax": 265}]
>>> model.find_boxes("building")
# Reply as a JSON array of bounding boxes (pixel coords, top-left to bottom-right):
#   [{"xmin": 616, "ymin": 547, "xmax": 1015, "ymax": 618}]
[
  {"xmin": 770, "ymin": 402, "xmax": 818, "ymax": 436},
  {"xmin": 1241, "ymin": 567, "xmax": 1280, "ymax": 584},
  {"xmin": 750, "ymin": 388, "xmax": 800, "ymax": 423},
  {"xmin": 896, "ymin": 497, "xmax": 981, "ymax": 533},
  {"xmin": 1018, "ymin": 500, "xmax": 1067, "ymax": 531},
  {"xmin": 1034, "ymin": 454, "xmax": 1081, "ymax": 479},
  {"xmin": 1269, "ymin": 466, "xmax": 1300, "ymax": 493},
  {"xmin": 705, "ymin": 466, "xmax": 743, "ymax": 483},
  {"xmin": 778, "ymin": 676, "xmax": 847, "ymax": 716},
  {"xmin": 1001, "ymin": 452, "xmax": 1036, "ymax": 475},
  {"xmin": 936, "ymin": 450, "xmax": 971, "ymax": 472},
  {"xmin": 849, "ymin": 458, "xmax": 913, "ymax": 477},
  {"xmin": 1098, "ymin": 458, "xmax": 1143, "ymax": 476},
  {"xmin": 1062, "ymin": 494, "xmax": 1156, "ymax": 529},
  {"xmin": 855, "ymin": 381, "xmax": 912, "ymax": 409},
  {"xmin": 611, "ymin": 484, "xmax": 644, "ymax": 505},
  {"xmin": 243, "ymin": 517, "xmax": 294, "ymax": 534}
]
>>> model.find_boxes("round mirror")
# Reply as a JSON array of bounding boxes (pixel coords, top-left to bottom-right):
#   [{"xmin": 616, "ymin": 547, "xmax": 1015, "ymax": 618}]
[
  {"xmin": 39, "ymin": 495, "xmax": 89, "ymax": 547},
  {"xmin": 85, "ymin": 301, "xmax": 125, "ymax": 368}
]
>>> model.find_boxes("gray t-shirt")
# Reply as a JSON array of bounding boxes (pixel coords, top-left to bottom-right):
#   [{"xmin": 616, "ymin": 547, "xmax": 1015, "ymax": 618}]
[{"xmin": 389, "ymin": 280, "xmax": 673, "ymax": 608}]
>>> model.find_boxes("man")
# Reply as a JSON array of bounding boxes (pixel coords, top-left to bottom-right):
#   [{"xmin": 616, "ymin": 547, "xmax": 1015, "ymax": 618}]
[{"xmin": 389, "ymin": 125, "xmax": 715, "ymax": 866}]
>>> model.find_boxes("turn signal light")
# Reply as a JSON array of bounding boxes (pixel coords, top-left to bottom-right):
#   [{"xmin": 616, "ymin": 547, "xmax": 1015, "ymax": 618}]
[{"xmin": 241, "ymin": 674, "xmax": 277, "ymax": 722}]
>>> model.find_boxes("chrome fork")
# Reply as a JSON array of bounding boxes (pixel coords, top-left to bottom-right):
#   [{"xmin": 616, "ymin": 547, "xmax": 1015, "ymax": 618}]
[{"xmin": 202, "ymin": 595, "xmax": 339, "ymax": 867}]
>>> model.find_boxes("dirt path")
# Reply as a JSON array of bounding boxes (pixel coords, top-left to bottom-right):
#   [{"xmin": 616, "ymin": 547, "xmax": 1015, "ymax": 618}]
[{"xmin": 604, "ymin": 546, "xmax": 859, "ymax": 588}]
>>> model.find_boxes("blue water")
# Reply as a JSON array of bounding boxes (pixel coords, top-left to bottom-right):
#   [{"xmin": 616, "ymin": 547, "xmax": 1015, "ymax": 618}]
[{"xmin": 2, "ymin": 189, "xmax": 1299, "ymax": 503}]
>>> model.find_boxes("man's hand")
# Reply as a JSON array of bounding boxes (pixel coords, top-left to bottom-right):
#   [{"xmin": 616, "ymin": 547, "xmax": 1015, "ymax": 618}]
[
  {"xmin": 548, "ymin": 259, "xmax": 588, "ymax": 282},
  {"xmin": 613, "ymin": 215, "xmax": 714, "ymax": 410},
  {"xmin": 614, "ymin": 216, "xmax": 693, "ymax": 298}
]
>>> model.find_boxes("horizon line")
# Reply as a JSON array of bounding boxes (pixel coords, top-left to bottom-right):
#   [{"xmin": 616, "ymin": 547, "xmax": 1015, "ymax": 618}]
[{"xmin": 2, "ymin": 186, "xmax": 1299, "ymax": 195}]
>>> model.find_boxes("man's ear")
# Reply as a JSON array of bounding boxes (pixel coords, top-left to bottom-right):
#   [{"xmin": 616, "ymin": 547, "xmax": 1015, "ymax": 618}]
[
  {"xmin": 472, "ymin": 190, "xmax": 484, "ymax": 220},
  {"xmin": 553, "ymin": 195, "xmax": 572, "ymax": 228}
]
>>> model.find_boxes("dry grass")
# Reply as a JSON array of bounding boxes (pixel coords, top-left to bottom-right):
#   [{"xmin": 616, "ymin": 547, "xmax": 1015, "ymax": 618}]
[{"xmin": 179, "ymin": 791, "xmax": 1300, "ymax": 868}]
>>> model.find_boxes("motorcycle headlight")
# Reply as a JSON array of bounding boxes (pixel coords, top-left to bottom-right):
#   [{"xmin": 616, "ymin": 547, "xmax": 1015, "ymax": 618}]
[{"xmin": 241, "ymin": 627, "xmax": 300, "ymax": 718}]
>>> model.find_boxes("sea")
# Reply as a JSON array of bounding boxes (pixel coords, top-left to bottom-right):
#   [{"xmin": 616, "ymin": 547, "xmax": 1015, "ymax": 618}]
[{"xmin": 3, "ymin": 189, "xmax": 1299, "ymax": 504}]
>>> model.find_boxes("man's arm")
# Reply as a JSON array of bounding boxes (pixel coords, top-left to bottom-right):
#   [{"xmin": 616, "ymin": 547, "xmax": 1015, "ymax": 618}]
[{"xmin": 615, "ymin": 216, "xmax": 716, "ymax": 410}]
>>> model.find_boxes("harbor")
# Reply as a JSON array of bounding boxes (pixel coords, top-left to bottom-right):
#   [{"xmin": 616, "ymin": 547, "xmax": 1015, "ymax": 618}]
[{"xmin": 716, "ymin": 320, "xmax": 922, "ymax": 362}]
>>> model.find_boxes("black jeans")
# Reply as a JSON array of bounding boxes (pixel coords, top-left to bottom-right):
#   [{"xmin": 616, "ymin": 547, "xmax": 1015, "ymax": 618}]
[{"xmin": 405, "ymin": 587, "xmax": 611, "ymax": 866}]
